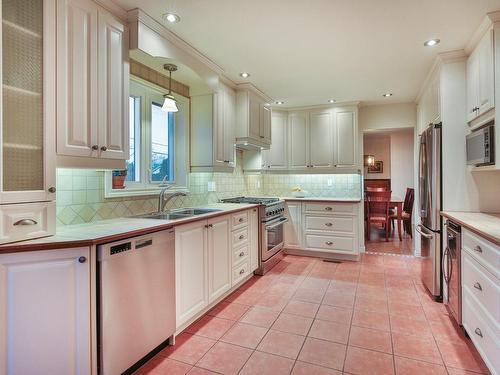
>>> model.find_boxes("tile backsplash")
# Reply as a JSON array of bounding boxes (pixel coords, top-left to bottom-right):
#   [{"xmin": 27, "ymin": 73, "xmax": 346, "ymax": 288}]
[{"xmin": 56, "ymin": 152, "xmax": 361, "ymax": 225}]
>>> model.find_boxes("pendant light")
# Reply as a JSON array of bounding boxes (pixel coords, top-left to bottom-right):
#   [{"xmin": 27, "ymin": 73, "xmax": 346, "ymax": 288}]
[
  {"xmin": 162, "ymin": 63, "xmax": 179, "ymax": 112},
  {"xmin": 364, "ymin": 154, "xmax": 375, "ymax": 166}
]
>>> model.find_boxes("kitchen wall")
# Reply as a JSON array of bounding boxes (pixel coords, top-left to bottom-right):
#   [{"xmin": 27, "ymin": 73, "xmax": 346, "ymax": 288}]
[
  {"xmin": 56, "ymin": 153, "xmax": 361, "ymax": 225},
  {"xmin": 359, "ymin": 103, "xmax": 416, "ymax": 131}
]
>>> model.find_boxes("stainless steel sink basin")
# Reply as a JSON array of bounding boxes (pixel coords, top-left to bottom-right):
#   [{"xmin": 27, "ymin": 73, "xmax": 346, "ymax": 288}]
[
  {"xmin": 137, "ymin": 207, "xmax": 223, "ymax": 221},
  {"xmin": 171, "ymin": 208, "xmax": 223, "ymax": 215}
]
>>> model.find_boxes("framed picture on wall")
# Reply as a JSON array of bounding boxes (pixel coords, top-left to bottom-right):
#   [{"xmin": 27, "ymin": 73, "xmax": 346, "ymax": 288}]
[{"xmin": 368, "ymin": 161, "xmax": 383, "ymax": 173}]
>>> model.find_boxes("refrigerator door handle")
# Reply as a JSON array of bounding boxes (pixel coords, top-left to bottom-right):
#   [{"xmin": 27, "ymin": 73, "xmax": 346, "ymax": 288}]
[{"xmin": 416, "ymin": 224, "xmax": 433, "ymax": 239}]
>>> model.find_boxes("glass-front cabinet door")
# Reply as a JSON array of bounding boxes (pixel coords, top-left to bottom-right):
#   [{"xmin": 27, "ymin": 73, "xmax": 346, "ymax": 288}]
[{"xmin": 0, "ymin": 0, "xmax": 55, "ymax": 204}]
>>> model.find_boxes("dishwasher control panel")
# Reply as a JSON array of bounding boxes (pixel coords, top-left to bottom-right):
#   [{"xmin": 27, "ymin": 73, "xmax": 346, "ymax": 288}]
[{"xmin": 110, "ymin": 242, "xmax": 132, "ymax": 255}]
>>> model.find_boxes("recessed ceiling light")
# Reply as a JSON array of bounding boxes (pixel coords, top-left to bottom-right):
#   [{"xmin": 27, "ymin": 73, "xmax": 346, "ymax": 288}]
[
  {"xmin": 239, "ymin": 72, "xmax": 250, "ymax": 78},
  {"xmin": 382, "ymin": 93, "xmax": 393, "ymax": 97},
  {"xmin": 163, "ymin": 13, "xmax": 180, "ymax": 23},
  {"xmin": 424, "ymin": 38, "xmax": 440, "ymax": 47},
  {"xmin": 328, "ymin": 99, "xmax": 336, "ymax": 103},
  {"xmin": 275, "ymin": 101, "xmax": 284, "ymax": 105}
]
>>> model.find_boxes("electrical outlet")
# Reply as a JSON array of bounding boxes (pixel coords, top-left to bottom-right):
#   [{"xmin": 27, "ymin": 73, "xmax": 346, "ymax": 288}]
[
  {"xmin": 327, "ymin": 179, "xmax": 333, "ymax": 186},
  {"xmin": 207, "ymin": 181, "xmax": 216, "ymax": 192}
]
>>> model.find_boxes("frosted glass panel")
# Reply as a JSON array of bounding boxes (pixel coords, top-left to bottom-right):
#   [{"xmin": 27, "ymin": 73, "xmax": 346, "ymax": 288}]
[{"xmin": 2, "ymin": 0, "xmax": 44, "ymax": 191}]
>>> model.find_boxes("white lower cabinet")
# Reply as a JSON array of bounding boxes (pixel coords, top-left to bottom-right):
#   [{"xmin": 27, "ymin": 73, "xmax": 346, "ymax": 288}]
[
  {"xmin": 283, "ymin": 201, "xmax": 359, "ymax": 257},
  {"xmin": 207, "ymin": 216, "xmax": 231, "ymax": 303},
  {"xmin": 0, "ymin": 247, "xmax": 91, "ymax": 375},
  {"xmin": 175, "ymin": 209, "xmax": 258, "ymax": 329},
  {"xmin": 249, "ymin": 208, "xmax": 259, "ymax": 271}
]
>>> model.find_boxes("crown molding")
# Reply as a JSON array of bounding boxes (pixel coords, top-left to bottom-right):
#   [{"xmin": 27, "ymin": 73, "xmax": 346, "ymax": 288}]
[
  {"xmin": 465, "ymin": 11, "xmax": 500, "ymax": 54},
  {"xmin": 236, "ymin": 83, "xmax": 273, "ymax": 103},
  {"xmin": 275, "ymin": 101, "xmax": 360, "ymax": 112}
]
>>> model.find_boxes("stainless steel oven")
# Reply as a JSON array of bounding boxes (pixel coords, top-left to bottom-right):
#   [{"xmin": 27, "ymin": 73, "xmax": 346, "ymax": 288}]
[
  {"xmin": 443, "ymin": 220, "xmax": 462, "ymax": 325},
  {"xmin": 466, "ymin": 123, "xmax": 494, "ymax": 166},
  {"xmin": 261, "ymin": 215, "xmax": 288, "ymax": 262}
]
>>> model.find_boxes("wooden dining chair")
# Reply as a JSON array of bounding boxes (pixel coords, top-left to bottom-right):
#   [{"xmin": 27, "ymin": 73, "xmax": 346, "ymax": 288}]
[
  {"xmin": 365, "ymin": 191, "xmax": 392, "ymax": 241},
  {"xmin": 390, "ymin": 188, "xmax": 415, "ymax": 238},
  {"xmin": 365, "ymin": 187, "xmax": 387, "ymax": 192}
]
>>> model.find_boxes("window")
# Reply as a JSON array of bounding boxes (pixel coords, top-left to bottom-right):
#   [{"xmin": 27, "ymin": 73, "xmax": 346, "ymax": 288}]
[{"xmin": 105, "ymin": 78, "xmax": 189, "ymax": 197}]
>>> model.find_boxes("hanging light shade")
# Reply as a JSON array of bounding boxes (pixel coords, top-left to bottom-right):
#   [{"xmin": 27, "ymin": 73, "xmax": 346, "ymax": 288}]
[
  {"xmin": 162, "ymin": 63, "xmax": 179, "ymax": 112},
  {"xmin": 162, "ymin": 94, "xmax": 178, "ymax": 112},
  {"xmin": 364, "ymin": 154, "xmax": 375, "ymax": 166}
]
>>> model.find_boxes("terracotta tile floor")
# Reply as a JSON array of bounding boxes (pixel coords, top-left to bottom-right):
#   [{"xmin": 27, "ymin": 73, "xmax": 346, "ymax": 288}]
[{"xmin": 134, "ymin": 254, "xmax": 490, "ymax": 375}]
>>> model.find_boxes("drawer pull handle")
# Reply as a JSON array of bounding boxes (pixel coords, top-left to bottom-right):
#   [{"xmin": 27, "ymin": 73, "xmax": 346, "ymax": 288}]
[
  {"xmin": 325, "ymin": 207, "xmax": 333, "ymax": 211},
  {"xmin": 239, "ymin": 269, "xmax": 245, "ymax": 275},
  {"xmin": 325, "ymin": 241, "xmax": 333, "ymax": 246},
  {"xmin": 239, "ymin": 218, "xmax": 244, "ymax": 223},
  {"xmin": 78, "ymin": 256, "xmax": 87, "ymax": 263},
  {"xmin": 325, "ymin": 222, "xmax": 333, "ymax": 227},
  {"xmin": 239, "ymin": 235, "xmax": 245, "ymax": 240},
  {"xmin": 13, "ymin": 219, "xmax": 38, "ymax": 226},
  {"xmin": 473, "ymin": 282, "xmax": 482, "ymax": 291},
  {"xmin": 474, "ymin": 328, "xmax": 483, "ymax": 338},
  {"xmin": 239, "ymin": 252, "xmax": 245, "ymax": 257},
  {"xmin": 474, "ymin": 245, "xmax": 482, "ymax": 253}
]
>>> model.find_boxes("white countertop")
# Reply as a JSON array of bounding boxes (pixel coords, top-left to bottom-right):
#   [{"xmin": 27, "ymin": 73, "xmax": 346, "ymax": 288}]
[
  {"xmin": 441, "ymin": 211, "xmax": 500, "ymax": 246},
  {"xmin": 281, "ymin": 196, "xmax": 362, "ymax": 202},
  {"xmin": 0, "ymin": 203, "xmax": 258, "ymax": 253}
]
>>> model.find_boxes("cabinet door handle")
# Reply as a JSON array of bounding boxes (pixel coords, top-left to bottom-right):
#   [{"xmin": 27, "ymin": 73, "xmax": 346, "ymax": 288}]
[
  {"xmin": 13, "ymin": 219, "xmax": 38, "ymax": 226},
  {"xmin": 325, "ymin": 207, "xmax": 333, "ymax": 211},
  {"xmin": 474, "ymin": 328, "xmax": 483, "ymax": 338},
  {"xmin": 239, "ymin": 218, "xmax": 244, "ymax": 223},
  {"xmin": 48, "ymin": 187, "xmax": 56, "ymax": 193},
  {"xmin": 325, "ymin": 222, "xmax": 333, "ymax": 227},
  {"xmin": 325, "ymin": 241, "xmax": 333, "ymax": 245},
  {"xmin": 224, "ymin": 160, "xmax": 230, "ymax": 163},
  {"xmin": 239, "ymin": 235, "xmax": 245, "ymax": 240},
  {"xmin": 260, "ymin": 135, "xmax": 264, "ymax": 138},
  {"xmin": 91, "ymin": 145, "xmax": 99, "ymax": 150},
  {"xmin": 239, "ymin": 269, "xmax": 245, "ymax": 274},
  {"xmin": 473, "ymin": 282, "xmax": 482, "ymax": 291},
  {"xmin": 474, "ymin": 245, "xmax": 482, "ymax": 253},
  {"xmin": 239, "ymin": 252, "xmax": 245, "ymax": 257},
  {"xmin": 78, "ymin": 256, "xmax": 87, "ymax": 263},
  {"xmin": 100, "ymin": 146, "xmax": 107, "ymax": 151}
]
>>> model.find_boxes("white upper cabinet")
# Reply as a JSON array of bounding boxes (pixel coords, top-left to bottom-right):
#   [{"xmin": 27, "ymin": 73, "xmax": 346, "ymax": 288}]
[
  {"xmin": 288, "ymin": 111, "xmax": 309, "ymax": 169},
  {"xmin": 0, "ymin": 247, "xmax": 91, "ymax": 375},
  {"xmin": 309, "ymin": 110, "xmax": 334, "ymax": 168},
  {"xmin": 97, "ymin": 10, "xmax": 129, "ymax": 160},
  {"xmin": 0, "ymin": 0, "xmax": 56, "ymax": 204},
  {"xmin": 235, "ymin": 88, "xmax": 272, "ymax": 148},
  {"xmin": 467, "ymin": 29, "xmax": 495, "ymax": 123},
  {"xmin": 334, "ymin": 110, "xmax": 357, "ymax": 167},
  {"xmin": 56, "ymin": 0, "xmax": 129, "ymax": 163},
  {"xmin": 191, "ymin": 83, "xmax": 236, "ymax": 172},
  {"xmin": 262, "ymin": 111, "xmax": 287, "ymax": 169}
]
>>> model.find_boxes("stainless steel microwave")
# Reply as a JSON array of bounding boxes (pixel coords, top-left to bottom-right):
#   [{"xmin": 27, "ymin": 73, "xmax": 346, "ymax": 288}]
[{"xmin": 466, "ymin": 124, "xmax": 494, "ymax": 166}]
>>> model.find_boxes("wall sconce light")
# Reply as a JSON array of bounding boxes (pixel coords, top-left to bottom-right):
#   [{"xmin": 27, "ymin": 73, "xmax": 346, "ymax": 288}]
[{"xmin": 364, "ymin": 155, "xmax": 375, "ymax": 166}]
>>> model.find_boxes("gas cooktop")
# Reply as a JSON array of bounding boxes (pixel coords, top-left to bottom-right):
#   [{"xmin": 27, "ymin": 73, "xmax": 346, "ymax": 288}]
[{"xmin": 221, "ymin": 197, "xmax": 281, "ymax": 205}]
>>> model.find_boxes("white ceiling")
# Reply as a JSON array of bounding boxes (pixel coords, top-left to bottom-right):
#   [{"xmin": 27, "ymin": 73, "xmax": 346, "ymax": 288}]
[{"xmin": 113, "ymin": 0, "xmax": 500, "ymax": 107}]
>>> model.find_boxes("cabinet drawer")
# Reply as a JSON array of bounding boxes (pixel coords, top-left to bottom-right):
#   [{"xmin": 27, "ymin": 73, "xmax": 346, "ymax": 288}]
[
  {"xmin": 462, "ymin": 288, "xmax": 500, "ymax": 375},
  {"xmin": 304, "ymin": 233, "xmax": 356, "ymax": 253},
  {"xmin": 463, "ymin": 229, "xmax": 500, "ymax": 279},
  {"xmin": 231, "ymin": 211, "xmax": 249, "ymax": 230},
  {"xmin": 232, "ymin": 227, "xmax": 249, "ymax": 248},
  {"xmin": 232, "ymin": 262, "xmax": 250, "ymax": 285},
  {"xmin": 233, "ymin": 245, "xmax": 249, "ymax": 266},
  {"xmin": 0, "ymin": 202, "xmax": 55, "ymax": 244},
  {"xmin": 462, "ymin": 252, "xmax": 500, "ymax": 325},
  {"xmin": 304, "ymin": 215, "xmax": 355, "ymax": 234},
  {"xmin": 304, "ymin": 202, "xmax": 357, "ymax": 215}
]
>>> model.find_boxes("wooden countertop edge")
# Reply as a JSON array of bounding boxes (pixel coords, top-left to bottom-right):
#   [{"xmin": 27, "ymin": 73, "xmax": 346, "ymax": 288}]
[
  {"xmin": 0, "ymin": 204, "xmax": 259, "ymax": 254},
  {"xmin": 440, "ymin": 212, "xmax": 500, "ymax": 247}
]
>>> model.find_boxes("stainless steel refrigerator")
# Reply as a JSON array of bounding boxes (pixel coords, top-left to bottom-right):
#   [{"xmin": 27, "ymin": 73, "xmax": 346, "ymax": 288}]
[{"xmin": 417, "ymin": 122, "xmax": 442, "ymax": 300}]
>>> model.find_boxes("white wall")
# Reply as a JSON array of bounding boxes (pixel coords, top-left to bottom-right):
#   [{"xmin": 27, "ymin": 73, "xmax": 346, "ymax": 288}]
[
  {"xmin": 360, "ymin": 103, "xmax": 417, "ymax": 131},
  {"xmin": 363, "ymin": 135, "xmax": 391, "ymax": 179},
  {"xmin": 390, "ymin": 130, "xmax": 414, "ymax": 199}
]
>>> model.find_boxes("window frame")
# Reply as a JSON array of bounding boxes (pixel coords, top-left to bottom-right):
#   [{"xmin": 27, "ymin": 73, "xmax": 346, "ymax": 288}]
[{"xmin": 104, "ymin": 77, "xmax": 189, "ymax": 198}]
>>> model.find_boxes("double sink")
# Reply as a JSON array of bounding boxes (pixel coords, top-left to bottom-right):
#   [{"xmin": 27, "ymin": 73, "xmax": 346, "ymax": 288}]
[{"xmin": 138, "ymin": 208, "xmax": 223, "ymax": 221}]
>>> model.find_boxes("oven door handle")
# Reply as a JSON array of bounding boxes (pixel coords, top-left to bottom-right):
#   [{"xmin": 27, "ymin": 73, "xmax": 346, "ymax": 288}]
[
  {"xmin": 416, "ymin": 224, "xmax": 433, "ymax": 239},
  {"xmin": 265, "ymin": 217, "xmax": 289, "ymax": 230}
]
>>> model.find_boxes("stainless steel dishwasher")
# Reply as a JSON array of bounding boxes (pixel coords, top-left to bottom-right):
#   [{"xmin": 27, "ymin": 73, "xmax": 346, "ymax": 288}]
[{"xmin": 98, "ymin": 229, "xmax": 176, "ymax": 375}]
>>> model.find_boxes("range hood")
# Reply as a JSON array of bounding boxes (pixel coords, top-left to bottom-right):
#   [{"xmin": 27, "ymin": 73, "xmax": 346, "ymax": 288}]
[{"xmin": 235, "ymin": 139, "xmax": 270, "ymax": 151}]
